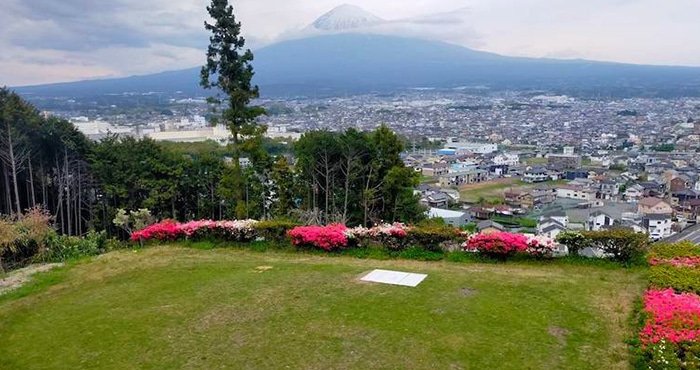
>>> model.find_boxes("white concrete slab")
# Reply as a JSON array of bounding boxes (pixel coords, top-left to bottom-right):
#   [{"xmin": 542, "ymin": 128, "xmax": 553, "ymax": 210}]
[{"xmin": 360, "ymin": 269, "xmax": 428, "ymax": 287}]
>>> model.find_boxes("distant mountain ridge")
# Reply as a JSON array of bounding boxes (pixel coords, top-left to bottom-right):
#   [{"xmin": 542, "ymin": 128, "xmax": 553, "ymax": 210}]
[{"xmin": 13, "ymin": 5, "xmax": 700, "ymax": 99}]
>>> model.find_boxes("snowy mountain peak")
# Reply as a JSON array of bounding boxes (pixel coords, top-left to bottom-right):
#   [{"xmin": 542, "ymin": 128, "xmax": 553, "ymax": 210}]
[{"xmin": 311, "ymin": 4, "xmax": 384, "ymax": 31}]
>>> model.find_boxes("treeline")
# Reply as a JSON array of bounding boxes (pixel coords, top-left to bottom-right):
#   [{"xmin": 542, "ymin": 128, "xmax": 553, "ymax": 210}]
[{"xmin": 0, "ymin": 89, "xmax": 424, "ymax": 237}]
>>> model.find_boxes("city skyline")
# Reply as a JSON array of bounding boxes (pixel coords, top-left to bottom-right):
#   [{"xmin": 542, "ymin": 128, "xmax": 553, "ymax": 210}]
[{"xmin": 2, "ymin": 0, "xmax": 699, "ymax": 87}]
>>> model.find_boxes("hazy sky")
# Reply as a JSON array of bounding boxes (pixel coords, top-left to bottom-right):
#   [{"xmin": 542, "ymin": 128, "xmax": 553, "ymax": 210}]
[{"xmin": 2, "ymin": 0, "xmax": 699, "ymax": 86}]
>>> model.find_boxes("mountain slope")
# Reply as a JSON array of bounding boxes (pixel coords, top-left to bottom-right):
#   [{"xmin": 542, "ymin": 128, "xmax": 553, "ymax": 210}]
[{"xmin": 14, "ymin": 34, "xmax": 700, "ymax": 98}]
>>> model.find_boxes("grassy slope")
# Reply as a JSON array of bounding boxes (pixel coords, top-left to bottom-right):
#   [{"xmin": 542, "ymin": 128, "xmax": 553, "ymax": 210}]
[{"xmin": 0, "ymin": 247, "xmax": 645, "ymax": 370}]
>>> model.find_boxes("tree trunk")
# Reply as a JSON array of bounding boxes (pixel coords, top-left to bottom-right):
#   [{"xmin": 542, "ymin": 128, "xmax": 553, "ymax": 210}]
[
  {"xmin": 27, "ymin": 155, "xmax": 36, "ymax": 207},
  {"xmin": 2, "ymin": 162, "xmax": 11, "ymax": 214},
  {"xmin": 64, "ymin": 148, "xmax": 72, "ymax": 235},
  {"xmin": 7, "ymin": 125, "xmax": 22, "ymax": 214}
]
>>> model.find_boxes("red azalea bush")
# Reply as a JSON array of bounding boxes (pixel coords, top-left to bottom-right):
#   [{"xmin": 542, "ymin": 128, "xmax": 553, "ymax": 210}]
[
  {"xmin": 287, "ymin": 224, "xmax": 349, "ymax": 251},
  {"xmin": 131, "ymin": 220, "xmax": 181, "ymax": 242}
]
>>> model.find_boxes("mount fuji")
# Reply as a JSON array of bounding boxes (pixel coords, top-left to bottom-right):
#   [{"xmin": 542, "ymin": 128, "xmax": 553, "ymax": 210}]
[
  {"xmin": 14, "ymin": 4, "xmax": 700, "ymax": 98},
  {"xmin": 308, "ymin": 4, "xmax": 385, "ymax": 32}
]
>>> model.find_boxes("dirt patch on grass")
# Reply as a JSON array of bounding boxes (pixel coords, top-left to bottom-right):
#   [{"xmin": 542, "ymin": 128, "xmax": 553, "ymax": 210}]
[
  {"xmin": 548, "ymin": 326, "xmax": 570, "ymax": 345},
  {"xmin": 460, "ymin": 288, "xmax": 478, "ymax": 297},
  {"xmin": 0, "ymin": 263, "xmax": 64, "ymax": 295}
]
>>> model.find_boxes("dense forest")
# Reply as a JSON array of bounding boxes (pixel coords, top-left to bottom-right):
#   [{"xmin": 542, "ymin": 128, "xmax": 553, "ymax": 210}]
[{"xmin": 0, "ymin": 88, "xmax": 424, "ymax": 237}]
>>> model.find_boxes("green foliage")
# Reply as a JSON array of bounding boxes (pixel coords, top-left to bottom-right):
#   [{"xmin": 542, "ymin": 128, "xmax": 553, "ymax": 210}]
[
  {"xmin": 397, "ymin": 246, "xmax": 444, "ymax": 261},
  {"xmin": 649, "ymin": 265, "xmax": 700, "ymax": 294},
  {"xmin": 651, "ymin": 144, "xmax": 675, "ymax": 152},
  {"xmin": 649, "ymin": 241, "xmax": 700, "ymax": 259},
  {"xmin": 201, "ymin": 0, "xmax": 266, "ymax": 217},
  {"xmin": 254, "ymin": 219, "xmax": 300, "ymax": 242},
  {"xmin": 407, "ymin": 220, "xmax": 459, "ymax": 252},
  {"xmin": 113, "ymin": 208, "xmax": 155, "ymax": 234},
  {"xmin": 582, "ymin": 229, "xmax": 649, "ymax": 264},
  {"xmin": 556, "ymin": 231, "xmax": 589, "ymax": 256},
  {"xmin": 37, "ymin": 231, "xmax": 122, "ymax": 262},
  {"xmin": 293, "ymin": 126, "xmax": 424, "ymax": 226}
]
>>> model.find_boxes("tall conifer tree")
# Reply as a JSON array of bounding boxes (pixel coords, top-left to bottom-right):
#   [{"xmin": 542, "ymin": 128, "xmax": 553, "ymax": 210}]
[{"xmin": 201, "ymin": 0, "xmax": 265, "ymax": 218}]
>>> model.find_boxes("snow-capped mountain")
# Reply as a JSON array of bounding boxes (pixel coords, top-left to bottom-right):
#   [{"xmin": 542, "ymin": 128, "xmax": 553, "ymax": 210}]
[{"xmin": 309, "ymin": 4, "xmax": 384, "ymax": 32}]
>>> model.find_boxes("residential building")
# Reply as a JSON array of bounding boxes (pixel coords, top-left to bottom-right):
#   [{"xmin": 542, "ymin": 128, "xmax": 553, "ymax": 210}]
[
  {"xmin": 556, "ymin": 186, "xmax": 597, "ymax": 201},
  {"xmin": 587, "ymin": 211, "xmax": 615, "ymax": 231},
  {"xmin": 637, "ymin": 197, "xmax": 674, "ymax": 215},
  {"xmin": 642, "ymin": 214, "xmax": 673, "ymax": 240},
  {"xmin": 477, "ymin": 220, "xmax": 505, "ymax": 234},
  {"xmin": 523, "ymin": 168, "xmax": 549, "ymax": 183},
  {"xmin": 439, "ymin": 169, "xmax": 488, "ymax": 187},
  {"xmin": 547, "ymin": 154, "xmax": 582, "ymax": 169},
  {"xmin": 493, "ymin": 153, "xmax": 520, "ymax": 166},
  {"xmin": 428, "ymin": 208, "xmax": 471, "ymax": 227},
  {"xmin": 443, "ymin": 142, "xmax": 498, "ymax": 155}
]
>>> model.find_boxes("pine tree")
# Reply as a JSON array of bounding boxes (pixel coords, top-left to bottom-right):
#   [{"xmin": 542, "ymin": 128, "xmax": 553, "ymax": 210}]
[{"xmin": 201, "ymin": 0, "xmax": 265, "ymax": 219}]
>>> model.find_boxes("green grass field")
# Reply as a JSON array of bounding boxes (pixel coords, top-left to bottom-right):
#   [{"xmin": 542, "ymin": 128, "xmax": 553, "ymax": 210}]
[
  {"xmin": 0, "ymin": 247, "xmax": 645, "ymax": 369},
  {"xmin": 459, "ymin": 179, "xmax": 567, "ymax": 203}
]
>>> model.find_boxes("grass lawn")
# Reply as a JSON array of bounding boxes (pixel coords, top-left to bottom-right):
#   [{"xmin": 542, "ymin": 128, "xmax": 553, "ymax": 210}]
[
  {"xmin": 459, "ymin": 179, "xmax": 567, "ymax": 203},
  {"xmin": 0, "ymin": 247, "xmax": 645, "ymax": 370}
]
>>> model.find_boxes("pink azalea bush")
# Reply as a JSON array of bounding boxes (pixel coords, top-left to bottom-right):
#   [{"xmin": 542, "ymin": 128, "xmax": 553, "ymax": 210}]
[
  {"xmin": 287, "ymin": 224, "xmax": 350, "ymax": 251},
  {"xmin": 640, "ymin": 288, "xmax": 700, "ymax": 346},
  {"xmin": 348, "ymin": 222, "xmax": 411, "ymax": 250},
  {"xmin": 463, "ymin": 232, "xmax": 557, "ymax": 259},
  {"xmin": 525, "ymin": 235, "xmax": 557, "ymax": 258},
  {"xmin": 131, "ymin": 219, "xmax": 258, "ymax": 242},
  {"xmin": 649, "ymin": 256, "xmax": 700, "ymax": 269},
  {"xmin": 463, "ymin": 232, "xmax": 530, "ymax": 258}
]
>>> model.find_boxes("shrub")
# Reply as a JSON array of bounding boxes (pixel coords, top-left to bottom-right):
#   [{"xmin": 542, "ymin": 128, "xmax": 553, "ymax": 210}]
[
  {"xmin": 407, "ymin": 222, "xmax": 459, "ymax": 252},
  {"xmin": 254, "ymin": 219, "xmax": 300, "ymax": 242},
  {"xmin": 113, "ymin": 208, "xmax": 155, "ymax": 235},
  {"xmin": 649, "ymin": 265, "xmax": 700, "ymax": 294},
  {"xmin": 130, "ymin": 219, "xmax": 259, "ymax": 243},
  {"xmin": 649, "ymin": 241, "xmax": 700, "ymax": 260},
  {"xmin": 38, "ymin": 230, "xmax": 115, "ymax": 262},
  {"xmin": 347, "ymin": 223, "xmax": 411, "ymax": 251},
  {"xmin": 582, "ymin": 229, "xmax": 649, "ymax": 264},
  {"xmin": 525, "ymin": 235, "xmax": 557, "ymax": 259},
  {"xmin": 131, "ymin": 219, "xmax": 181, "ymax": 242},
  {"xmin": 0, "ymin": 218, "xmax": 20, "ymax": 273},
  {"xmin": 640, "ymin": 289, "xmax": 700, "ymax": 346},
  {"xmin": 287, "ymin": 224, "xmax": 349, "ymax": 251},
  {"xmin": 464, "ymin": 232, "xmax": 529, "ymax": 259},
  {"xmin": 556, "ymin": 231, "xmax": 589, "ymax": 256}
]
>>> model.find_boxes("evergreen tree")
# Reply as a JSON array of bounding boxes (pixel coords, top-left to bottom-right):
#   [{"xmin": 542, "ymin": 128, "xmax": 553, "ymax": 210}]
[{"xmin": 201, "ymin": 0, "xmax": 265, "ymax": 219}]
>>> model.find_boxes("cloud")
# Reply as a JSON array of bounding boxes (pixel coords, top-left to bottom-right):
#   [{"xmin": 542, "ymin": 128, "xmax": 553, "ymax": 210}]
[{"xmin": 1, "ymin": 0, "xmax": 700, "ymax": 86}]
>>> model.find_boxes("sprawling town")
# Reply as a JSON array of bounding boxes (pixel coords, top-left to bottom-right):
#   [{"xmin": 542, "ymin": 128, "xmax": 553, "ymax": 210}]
[{"xmin": 37, "ymin": 90, "xmax": 700, "ymax": 245}]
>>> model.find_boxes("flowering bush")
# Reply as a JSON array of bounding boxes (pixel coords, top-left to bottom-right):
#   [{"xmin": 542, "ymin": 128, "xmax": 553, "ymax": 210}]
[
  {"xmin": 130, "ymin": 219, "xmax": 259, "ymax": 243},
  {"xmin": 525, "ymin": 235, "xmax": 557, "ymax": 259},
  {"xmin": 131, "ymin": 220, "xmax": 181, "ymax": 242},
  {"xmin": 287, "ymin": 224, "xmax": 350, "ymax": 251},
  {"xmin": 650, "ymin": 256, "xmax": 700, "ymax": 269},
  {"xmin": 463, "ymin": 232, "xmax": 529, "ymax": 259},
  {"xmin": 345, "ymin": 223, "xmax": 411, "ymax": 250},
  {"xmin": 640, "ymin": 289, "xmax": 700, "ymax": 346},
  {"xmin": 638, "ymin": 241, "xmax": 700, "ymax": 369}
]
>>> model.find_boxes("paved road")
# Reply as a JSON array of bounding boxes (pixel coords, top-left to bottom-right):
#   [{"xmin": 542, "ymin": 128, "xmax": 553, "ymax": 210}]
[{"xmin": 664, "ymin": 224, "xmax": 700, "ymax": 244}]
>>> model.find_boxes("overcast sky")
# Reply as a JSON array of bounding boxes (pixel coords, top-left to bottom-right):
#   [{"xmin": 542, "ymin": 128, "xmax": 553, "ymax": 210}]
[{"xmin": 2, "ymin": 0, "xmax": 699, "ymax": 86}]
